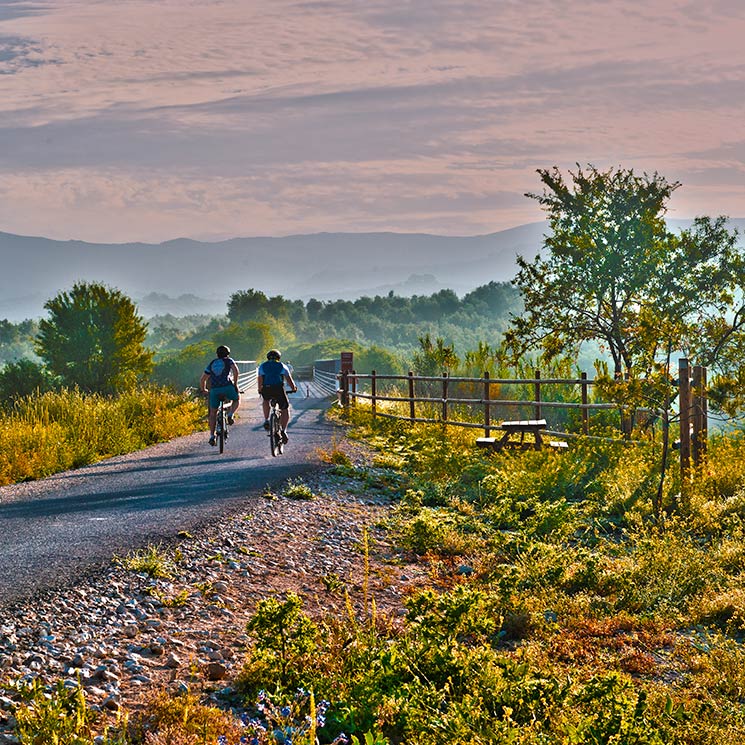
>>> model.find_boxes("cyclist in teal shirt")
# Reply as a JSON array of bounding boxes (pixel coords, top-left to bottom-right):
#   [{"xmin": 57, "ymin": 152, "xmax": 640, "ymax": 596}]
[
  {"xmin": 257, "ymin": 349, "xmax": 297, "ymax": 442},
  {"xmin": 200, "ymin": 345, "xmax": 241, "ymax": 446}
]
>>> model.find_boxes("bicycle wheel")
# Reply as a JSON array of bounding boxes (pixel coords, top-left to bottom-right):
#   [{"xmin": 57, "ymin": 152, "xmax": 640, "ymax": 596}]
[
  {"xmin": 217, "ymin": 404, "xmax": 226, "ymax": 454},
  {"xmin": 269, "ymin": 408, "xmax": 281, "ymax": 457}
]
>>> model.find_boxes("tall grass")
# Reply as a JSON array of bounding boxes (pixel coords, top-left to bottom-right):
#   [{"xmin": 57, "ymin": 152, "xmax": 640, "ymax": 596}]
[{"xmin": 0, "ymin": 386, "xmax": 204, "ymax": 485}]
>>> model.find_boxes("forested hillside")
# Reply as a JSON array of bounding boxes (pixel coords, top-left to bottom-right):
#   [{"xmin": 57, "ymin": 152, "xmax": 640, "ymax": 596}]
[{"xmin": 0, "ymin": 281, "xmax": 523, "ymax": 394}]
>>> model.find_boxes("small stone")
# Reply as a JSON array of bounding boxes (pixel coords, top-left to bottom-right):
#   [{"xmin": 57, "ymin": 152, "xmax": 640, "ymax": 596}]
[
  {"xmin": 102, "ymin": 695, "xmax": 120, "ymax": 712},
  {"xmin": 123, "ymin": 624, "xmax": 138, "ymax": 638},
  {"xmin": 205, "ymin": 662, "xmax": 228, "ymax": 681}
]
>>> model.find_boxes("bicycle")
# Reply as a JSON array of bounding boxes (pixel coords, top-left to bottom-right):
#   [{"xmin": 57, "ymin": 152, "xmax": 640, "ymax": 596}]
[
  {"xmin": 215, "ymin": 394, "xmax": 232, "ymax": 454},
  {"xmin": 267, "ymin": 395, "xmax": 285, "ymax": 457}
]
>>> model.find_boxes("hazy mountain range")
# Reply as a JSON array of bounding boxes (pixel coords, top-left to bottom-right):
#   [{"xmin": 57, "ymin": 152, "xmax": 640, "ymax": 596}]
[
  {"xmin": 2, "ymin": 218, "xmax": 743, "ymax": 322},
  {"xmin": 0, "ymin": 222, "xmax": 549, "ymax": 321}
]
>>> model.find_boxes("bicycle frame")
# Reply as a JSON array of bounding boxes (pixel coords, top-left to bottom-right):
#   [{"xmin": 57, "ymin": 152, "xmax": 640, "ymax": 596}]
[
  {"xmin": 268, "ymin": 396, "xmax": 284, "ymax": 456},
  {"xmin": 215, "ymin": 396, "xmax": 231, "ymax": 454}
]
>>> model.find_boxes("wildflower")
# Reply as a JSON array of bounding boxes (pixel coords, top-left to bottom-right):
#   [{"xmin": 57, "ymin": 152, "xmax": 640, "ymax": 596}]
[{"xmin": 280, "ymin": 705, "xmax": 292, "ymax": 718}]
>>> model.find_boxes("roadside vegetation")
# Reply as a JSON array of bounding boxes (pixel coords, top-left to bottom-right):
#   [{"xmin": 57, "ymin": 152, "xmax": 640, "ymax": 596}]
[
  {"xmin": 7, "ymin": 409, "xmax": 745, "ymax": 743},
  {"xmin": 0, "ymin": 386, "xmax": 203, "ymax": 485}
]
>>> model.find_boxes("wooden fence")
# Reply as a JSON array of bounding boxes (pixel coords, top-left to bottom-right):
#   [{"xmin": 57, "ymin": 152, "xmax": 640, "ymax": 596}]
[{"xmin": 337, "ymin": 359, "xmax": 709, "ymax": 473}]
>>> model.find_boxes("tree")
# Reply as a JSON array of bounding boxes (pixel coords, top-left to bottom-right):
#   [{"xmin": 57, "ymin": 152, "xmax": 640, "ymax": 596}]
[
  {"xmin": 412, "ymin": 333, "xmax": 459, "ymax": 375},
  {"xmin": 0, "ymin": 359, "xmax": 56, "ymax": 406},
  {"xmin": 36, "ymin": 282, "xmax": 153, "ymax": 394},
  {"xmin": 506, "ymin": 165, "xmax": 743, "ymax": 385},
  {"xmin": 213, "ymin": 321, "xmax": 274, "ymax": 360},
  {"xmin": 227, "ymin": 289, "xmax": 270, "ymax": 322}
]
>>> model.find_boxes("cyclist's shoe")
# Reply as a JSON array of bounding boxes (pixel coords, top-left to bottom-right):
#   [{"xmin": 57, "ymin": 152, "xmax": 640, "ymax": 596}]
[
  {"xmin": 263, "ymin": 420, "xmax": 270, "ymax": 430},
  {"xmin": 209, "ymin": 436, "xmax": 217, "ymax": 446},
  {"xmin": 281, "ymin": 430, "xmax": 289, "ymax": 444},
  {"xmin": 227, "ymin": 414, "xmax": 235, "ymax": 426}
]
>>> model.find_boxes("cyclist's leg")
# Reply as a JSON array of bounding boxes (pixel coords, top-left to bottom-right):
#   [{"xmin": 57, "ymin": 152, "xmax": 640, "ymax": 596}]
[
  {"xmin": 261, "ymin": 389, "xmax": 272, "ymax": 427},
  {"xmin": 278, "ymin": 388, "xmax": 290, "ymax": 434},
  {"xmin": 228, "ymin": 386, "xmax": 240, "ymax": 418},
  {"xmin": 207, "ymin": 387, "xmax": 225, "ymax": 439},
  {"xmin": 207, "ymin": 406, "xmax": 217, "ymax": 444}
]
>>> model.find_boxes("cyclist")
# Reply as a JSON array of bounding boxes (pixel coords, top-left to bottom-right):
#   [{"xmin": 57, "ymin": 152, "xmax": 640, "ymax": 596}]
[
  {"xmin": 257, "ymin": 349, "xmax": 297, "ymax": 442},
  {"xmin": 200, "ymin": 345, "xmax": 241, "ymax": 446}
]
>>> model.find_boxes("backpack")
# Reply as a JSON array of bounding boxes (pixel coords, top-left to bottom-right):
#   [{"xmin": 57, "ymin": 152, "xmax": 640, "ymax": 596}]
[{"xmin": 206, "ymin": 357, "xmax": 233, "ymax": 388}]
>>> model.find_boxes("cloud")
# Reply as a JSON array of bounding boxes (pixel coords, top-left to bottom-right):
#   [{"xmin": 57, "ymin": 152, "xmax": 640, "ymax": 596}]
[{"xmin": 0, "ymin": 0, "xmax": 744, "ymax": 241}]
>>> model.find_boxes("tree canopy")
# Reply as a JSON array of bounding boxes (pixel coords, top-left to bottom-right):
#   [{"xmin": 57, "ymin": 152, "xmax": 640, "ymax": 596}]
[
  {"xmin": 506, "ymin": 165, "xmax": 744, "ymax": 400},
  {"xmin": 36, "ymin": 282, "xmax": 153, "ymax": 394}
]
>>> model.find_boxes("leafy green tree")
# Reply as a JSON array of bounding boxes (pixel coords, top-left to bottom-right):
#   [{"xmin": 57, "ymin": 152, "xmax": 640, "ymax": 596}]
[
  {"xmin": 36, "ymin": 282, "xmax": 153, "ymax": 394},
  {"xmin": 151, "ymin": 340, "xmax": 215, "ymax": 391},
  {"xmin": 227, "ymin": 289, "xmax": 270, "ymax": 322},
  {"xmin": 0, "ymin": 359, "xmax": 56, "ymax": 406},
  {"xmin": 213, "ymin": 321, "xmax": 274, "ymax": 361},
  {"xmin": 507, "ymin": 165, "xmax": 743, "ymax": 386},
  {"xmin": 412, "ymin": 333, "xmax": 459, "ymax": 375}
]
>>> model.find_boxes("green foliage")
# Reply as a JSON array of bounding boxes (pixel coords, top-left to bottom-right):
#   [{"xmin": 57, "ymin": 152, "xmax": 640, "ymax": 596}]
[
  {"xmin": 216, "ymin": 320, "xmax": 274, "ymax": 360},
  {"xmin": 151, "ymin": 340, "xmax": 217, "ymax": 391},
  {"xmin": 0, "ymin": 318, "xmax": 38, "ymax": 366},
  {"xmin": 282, "ymin": 477, "xmax": 316, "ymax": 500},
  {"xmin": 9, "ymin": 678, "xmax": 129, "ymax": 744},
  {"xmin": 286, "ymin": 339, "xmax": 405, "ymax": 375},
  {"xmin": 115, "ymin": 543, "xmax": 177, "ymax": 579},
  {"xmin": 156, "ymin": 283, "xmax": 522, "ymax": 367},
  {"xmin": 411, "ymin": 333, "xmax": 459, "ymax": 375},
  {"xmin": 36, "ymin": 282, "xmax": 153, "ymax": 394},
  {"xmin": 509, "ymin": 165, "xmax": 745, "ymax": 418},
  {"xmin": 134, "ymin": 689, "xmax": 243, "ymax": 743},
  {"xmin": 243, "ymin": 593, "xmax": 319, "ymax": 692},
  {"xmin": 0, "ymin": 358, "xmax": 57, "ymax": 406}
]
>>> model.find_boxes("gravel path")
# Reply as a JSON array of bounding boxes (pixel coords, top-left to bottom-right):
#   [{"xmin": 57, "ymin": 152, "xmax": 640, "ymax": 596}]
[
  {"xmin": 0, "ymin": 442, "xmax": 428, "ymax": 743},
  {"xmin": 0, "ymin": 391, "xmax": 335, "ymax": 607}
]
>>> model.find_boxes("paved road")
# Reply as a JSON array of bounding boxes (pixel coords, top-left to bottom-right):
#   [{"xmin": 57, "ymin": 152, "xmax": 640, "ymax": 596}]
[{"xmin": 0, "ymin": 389, "xmax": 337, "ymax": 607}]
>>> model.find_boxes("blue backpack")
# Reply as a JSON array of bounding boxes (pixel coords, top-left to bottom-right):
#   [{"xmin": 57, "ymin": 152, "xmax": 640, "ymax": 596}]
[{"xmin": 206, "ymin": 357, "xmax": 234, "ymax": 387}]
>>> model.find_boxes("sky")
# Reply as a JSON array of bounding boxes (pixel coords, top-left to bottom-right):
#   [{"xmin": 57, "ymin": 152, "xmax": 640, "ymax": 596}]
[{"xmin": 0, "ymin": 0, "xmax": 744, "ymax": 244}]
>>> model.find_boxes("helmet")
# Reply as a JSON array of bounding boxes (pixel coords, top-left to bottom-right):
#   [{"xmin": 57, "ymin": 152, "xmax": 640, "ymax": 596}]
[
  {"xmin": 216, "ymin": 345, "xmax": 231, "ymax": 358},
  {"xmin": 266, "ymin": 349, "xmax": 281, "ymax": 361}
]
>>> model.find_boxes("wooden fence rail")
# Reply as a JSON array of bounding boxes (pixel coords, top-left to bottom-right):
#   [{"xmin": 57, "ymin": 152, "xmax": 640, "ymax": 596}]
[{"xmin": 337, "ymin": 362, "xmax": 709, "ymax": 478}]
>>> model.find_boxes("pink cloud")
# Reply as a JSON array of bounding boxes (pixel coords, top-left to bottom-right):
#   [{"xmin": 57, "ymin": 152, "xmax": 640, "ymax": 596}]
[{"xmin": 0, "ymin": 0, "xmax": 743, "ymax": 241}]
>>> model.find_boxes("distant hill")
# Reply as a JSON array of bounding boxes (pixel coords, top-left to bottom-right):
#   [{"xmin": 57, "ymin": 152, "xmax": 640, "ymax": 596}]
[
  {"xmin": 3, "ymin": 218, "xmax": 743, "ymax": 321},
  {"xmin": 0, "ymin": 223, "xmax": 549, "ymax": 321}
]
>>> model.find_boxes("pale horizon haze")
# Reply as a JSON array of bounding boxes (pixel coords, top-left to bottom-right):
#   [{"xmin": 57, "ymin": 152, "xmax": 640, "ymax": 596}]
[{"xmin": 1, "ymin": 0, "xmax": 744, "ymax": 244}]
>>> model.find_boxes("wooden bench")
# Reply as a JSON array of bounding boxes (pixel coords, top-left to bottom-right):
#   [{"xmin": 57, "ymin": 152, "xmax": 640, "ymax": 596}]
[{"xmin": 477, "ymin": 419, "xmax": 548, "ymax": 452}]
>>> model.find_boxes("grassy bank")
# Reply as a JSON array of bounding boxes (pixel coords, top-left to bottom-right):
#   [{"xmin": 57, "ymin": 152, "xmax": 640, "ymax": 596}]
[{"xmin": 0, "ymin": 387, "xmax": 204, "ymax": 485}]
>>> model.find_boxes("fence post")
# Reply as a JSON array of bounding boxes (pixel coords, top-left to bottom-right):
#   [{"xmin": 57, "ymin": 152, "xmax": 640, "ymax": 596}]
[
  {"xmin": 408, "ymin": 371, "xmax": 415, "ymax": 423},
  {"xmin": 484, "ymin": 370, "xmax": 491, "ymax": 437},
  {"xmin": 341, "ymin": 370, "xmax": 350, "ymax": 411},
  {"xmin": 351, "ymin": 369, "xmax": 357, "ymax": 402},
  {"xmin": 581, "ymin": 371, "xmax": 589, "ymax": 435},
  {"xmin": 371, "ymin": 369, "xmax": 377, "ymax": 419},
  {"xmin": 442, "ymin": 372, "xmax": 449, "ymax": 424},
  {"xmin": 678, "ymin": 358, "xmax": 691, "ymax": 482},
  {"xmin": 534, "ymin": 368, "xmax": 541, "ymax": 421},
  {"xmin": 692, "ymin": 364, "xmax": 708, "ymax": 468}
]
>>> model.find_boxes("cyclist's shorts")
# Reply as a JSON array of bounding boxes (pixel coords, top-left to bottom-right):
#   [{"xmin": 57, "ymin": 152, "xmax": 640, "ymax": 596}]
[
  {"xmin": 261, "ymin": 384, "xmax": 289, "ymax": 410},
  {"xmin": 209, "ymin": 384, "xmax": 239, "ymax": 409}
]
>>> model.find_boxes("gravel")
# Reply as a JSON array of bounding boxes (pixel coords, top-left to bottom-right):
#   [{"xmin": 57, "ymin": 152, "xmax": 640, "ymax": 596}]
[{"xmin": 0, "ymin": 466, "xmax": 426, "ymax": 743}]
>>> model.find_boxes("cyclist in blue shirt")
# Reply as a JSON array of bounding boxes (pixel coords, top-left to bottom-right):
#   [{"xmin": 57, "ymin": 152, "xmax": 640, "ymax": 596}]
[
  {"xmin": 257, "ymin": 349, "xmax": 297, "ymax": 442},
  {"xmin": 200, "ymin": 345, "xmax": 241, "ymax": 446}
]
